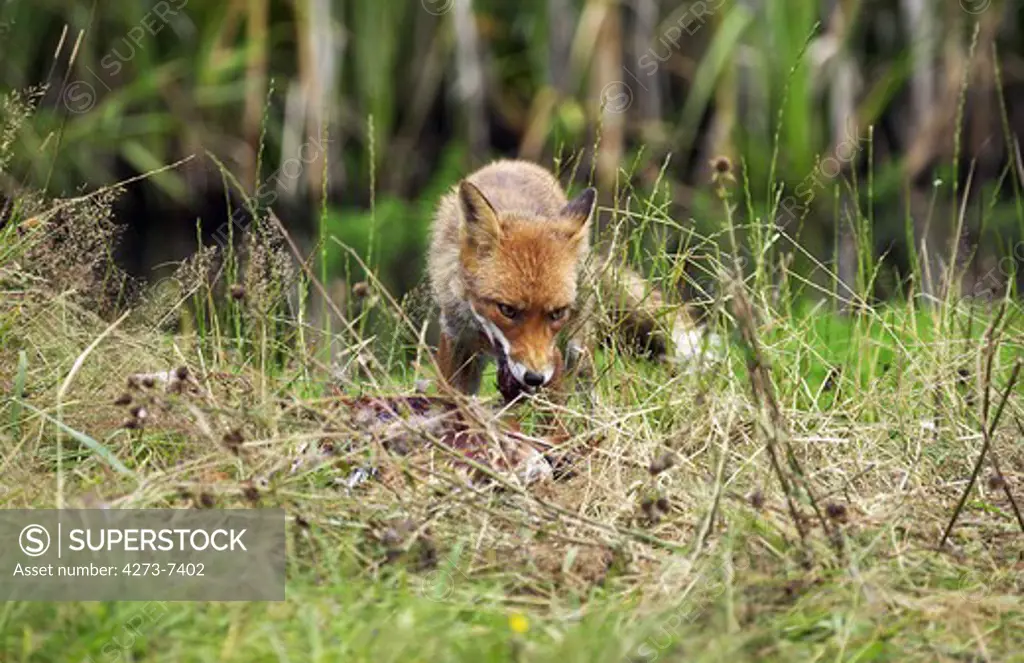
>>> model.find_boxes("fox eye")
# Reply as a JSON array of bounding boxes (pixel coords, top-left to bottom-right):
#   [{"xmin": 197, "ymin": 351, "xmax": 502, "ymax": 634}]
[
  {"xmin": 548, "ymin": 307, "xmax": 570, "ymax": 322},
  {"xmin": 497, "ymin": 303, "xmax": 522, "ymax": 320}
]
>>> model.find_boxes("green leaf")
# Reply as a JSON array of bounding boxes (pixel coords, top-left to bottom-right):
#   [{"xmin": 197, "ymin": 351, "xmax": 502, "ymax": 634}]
[
  {"xmin": 677, "ymin": 5, "xmax": 754, "ymax": 155},
  {"xmin": 17, "ymin": 402, "xmax": 135, "ymax": 478}
]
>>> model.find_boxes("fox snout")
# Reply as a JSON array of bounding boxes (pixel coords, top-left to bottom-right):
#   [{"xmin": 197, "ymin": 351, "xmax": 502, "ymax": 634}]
[
  {"xmin": 521, "ymin": 370, "xmax": 546, "ymax": 388},
  {"xmin": 473, "ymin": 308, "xmax": 559, "ymax": 389},
  {"xmin": 504, "ymin": 347, "xmax": 557, "ymax": 389}
]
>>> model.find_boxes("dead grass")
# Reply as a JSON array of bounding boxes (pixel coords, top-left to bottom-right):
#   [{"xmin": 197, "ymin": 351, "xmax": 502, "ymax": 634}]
[{"xmin": 1, "ymin": 184, "xmax": 1023, "ymax": 661}]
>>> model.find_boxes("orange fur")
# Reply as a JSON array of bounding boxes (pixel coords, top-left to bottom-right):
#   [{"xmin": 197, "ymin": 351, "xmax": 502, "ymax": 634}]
[{"xmin": 428, "ymin": 160, "xmax": 595, "ymax": 396}]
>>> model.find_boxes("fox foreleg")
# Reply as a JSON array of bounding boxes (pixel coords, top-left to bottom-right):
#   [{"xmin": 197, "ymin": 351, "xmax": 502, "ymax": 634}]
[{"xmin": 437, "ymin": 330, "xmax": 486, "ymax": 395}]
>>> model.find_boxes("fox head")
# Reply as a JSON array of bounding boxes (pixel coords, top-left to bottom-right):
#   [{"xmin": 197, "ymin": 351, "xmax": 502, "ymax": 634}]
[{"xmin": 457, "ymin": 180, "xmax": 596, "ymax": 390}]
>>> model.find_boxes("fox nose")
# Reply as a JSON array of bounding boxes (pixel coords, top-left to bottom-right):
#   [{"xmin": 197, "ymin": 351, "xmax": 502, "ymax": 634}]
[{"xmin": 522, "ymin": 371, "xmax": 546, "ymax": 388}]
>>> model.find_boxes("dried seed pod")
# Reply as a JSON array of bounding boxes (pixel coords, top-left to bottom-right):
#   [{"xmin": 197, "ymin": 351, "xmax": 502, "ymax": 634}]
[
  {"xmin": 709, "ymin": 155, "xmax": 736, "ymax": 186},
  {"xmin": 648, "ymin": 451, "xmax": 677, "ymax": 475},
  {"xmin": 222, "ymin": 429, "xmax": 244, "ymax": 455},
  {"xmin": 825, "ymin": 502, "xmax": 848, "ymax": 522},
  {"xmin": 640, "ymin": 497, "xmax": 658, "ymax": 521},
  {"xmin": 241, "ymin": 484, "xmax": 260, "ymax": 504}
]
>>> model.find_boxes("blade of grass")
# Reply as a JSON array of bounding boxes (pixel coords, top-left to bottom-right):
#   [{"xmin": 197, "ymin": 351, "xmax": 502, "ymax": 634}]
[
  {"xmin": 9, "ymin": 351, "xmax": 27, "ymax": 436},
  {"xmin": 18, "ymin": 402, "xmax": 135, "ymax": 478}
]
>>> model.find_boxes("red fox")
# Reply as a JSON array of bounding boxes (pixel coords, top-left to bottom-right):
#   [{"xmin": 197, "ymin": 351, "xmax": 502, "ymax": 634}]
[{"xmin": 428, "ymin": 160, "xmax": 596, "ymax": 397}]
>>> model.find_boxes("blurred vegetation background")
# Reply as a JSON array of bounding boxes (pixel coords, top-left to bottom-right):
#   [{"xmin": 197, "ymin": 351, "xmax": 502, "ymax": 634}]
[{"xmin": 1, "ymin": 0, "xmax": 1023, "ymax": 305}]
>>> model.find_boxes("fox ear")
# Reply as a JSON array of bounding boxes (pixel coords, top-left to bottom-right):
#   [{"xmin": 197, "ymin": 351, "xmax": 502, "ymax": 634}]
[
  {"xmin": 561, "ymin": 187, "xmax": 596, "ymax": 237},
  {"xmin": 458, "ymin": 181, "xmax": 501, "ymax": 251}
]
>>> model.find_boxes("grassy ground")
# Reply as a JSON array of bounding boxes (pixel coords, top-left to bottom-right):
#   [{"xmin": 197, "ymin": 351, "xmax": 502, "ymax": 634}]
[
  {"xmin": 1, "ymin": 189, "xmax": 1023, "ymax": 663},
  {"xmin": 2, "ymin": 90, "xmax": 1023, "ymax": 660}
]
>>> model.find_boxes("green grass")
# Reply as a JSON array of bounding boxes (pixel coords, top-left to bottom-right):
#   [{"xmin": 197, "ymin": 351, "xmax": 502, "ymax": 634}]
[
  {"xmin": 2, "ymin": 189, "xmax": 1023, "ymax": 661},
  {"xmin": 2, "ymin": 518, "xmax": 1023, "ymax": 662}
]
